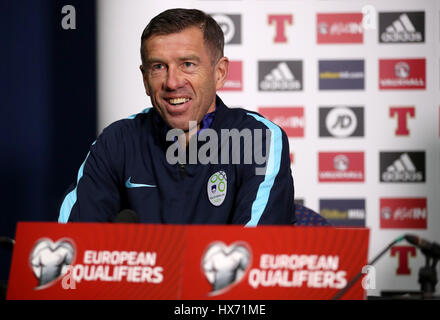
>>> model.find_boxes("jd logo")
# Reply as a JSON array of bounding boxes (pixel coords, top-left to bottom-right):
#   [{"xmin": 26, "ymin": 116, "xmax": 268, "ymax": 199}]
[
  {"xmin": 327, "ymin": 108, "xmax": 357, "ymax": 137},
  {"xmin": 319, "ymin": 107, "xmax": 364, "ymax": 138}
]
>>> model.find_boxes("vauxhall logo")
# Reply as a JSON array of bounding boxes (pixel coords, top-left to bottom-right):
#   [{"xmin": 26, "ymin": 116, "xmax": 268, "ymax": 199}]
[
  {"xmin": 379, "ymin": 12, "xmax": 425, "ymax": 43},
  {"xmin": 395, "ymin": 62, "xmax": 410, "ymax": 78},
  {"xmin": 379, "ymin": 59, "xmax": 425, "ymax": 90}
]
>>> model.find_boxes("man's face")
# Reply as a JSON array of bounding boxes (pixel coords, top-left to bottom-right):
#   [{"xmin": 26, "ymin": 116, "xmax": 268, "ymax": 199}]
[{"xmin": 141, "ymin": 26, "xmax": 228, "ymax": 131}]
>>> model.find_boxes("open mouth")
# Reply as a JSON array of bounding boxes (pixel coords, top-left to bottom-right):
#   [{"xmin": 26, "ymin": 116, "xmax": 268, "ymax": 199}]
[
  {"xmin": 167, "ymin": 97, "xmax": 190, "ymax": 106},
  {"xmin": 164, "ymin": 97, "xmax": 192, "ymax": 115}
]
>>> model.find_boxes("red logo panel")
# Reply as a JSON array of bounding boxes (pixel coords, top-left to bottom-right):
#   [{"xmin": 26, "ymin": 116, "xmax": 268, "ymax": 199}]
[
  {"xmin": 181, "ymin": 226, "xmax": 369, "ymax": 300},
  {"xmin": 7, "ymin": 223, "xmax": 370, "ymax": 300},
  {"xmin": 380, "ymin": 198, "xmax": 427, "ymax": 229},
  {"xmin": 317, "ymin": 13, "xmax": 363, "ymax": 44},
  {"xmin": 7, "ymin": 223, "xmax": 186, "ymax": 300},
  {"xmin": 318, "ymin": 152, "xmax": 364, "ymax": 182},
  {"xmin": 220, "ymin": 60, "xmax": 242, "ymax": 91},
  {"xmin": 259, "ymin": 107, "xmax": 304, "ymax": 137},
  {"xmin": 379, "ymin": 59, "xmax": 426, "ymax": 90}
]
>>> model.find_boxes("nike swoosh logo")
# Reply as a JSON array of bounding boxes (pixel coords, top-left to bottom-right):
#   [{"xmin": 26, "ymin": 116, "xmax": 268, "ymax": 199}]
[{"xmin": 125, "ymin": 177, "xmax": 157, "ymax": 188}]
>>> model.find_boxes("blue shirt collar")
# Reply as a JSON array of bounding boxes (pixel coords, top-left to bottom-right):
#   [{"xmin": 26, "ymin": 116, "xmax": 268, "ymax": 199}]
[{"xmin": 154, "ymin": 104, "xmax": 217, "ymax": 137}]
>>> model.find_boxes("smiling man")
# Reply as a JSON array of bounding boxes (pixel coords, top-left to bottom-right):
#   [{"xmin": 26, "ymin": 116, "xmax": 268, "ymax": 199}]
[
  {"xmin": 59, "ymin": 8, "xmax": 295, "ymax": 225},
  {"xmin": 140, "ymin": 24, "xmax": 226, "ymax": 132}
]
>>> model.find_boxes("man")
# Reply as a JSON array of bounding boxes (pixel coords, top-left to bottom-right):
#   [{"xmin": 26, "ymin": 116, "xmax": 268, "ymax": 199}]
[{"xmin": 58, "ymin": 8, "xmax": 295, "ymax": 226}]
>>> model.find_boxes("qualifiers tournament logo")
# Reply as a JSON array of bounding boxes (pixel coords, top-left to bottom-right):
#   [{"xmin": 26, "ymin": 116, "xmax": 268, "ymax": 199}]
[
  {"xmin": 201, "ymin": 242, "xmax": 349, "ymax": 294},
  {"xmin": 379, "ymin": 59, "xmax": 426, "ymax": 90},
  {"xmin": 319, "ymin": 199, "xmax": 366, "ymax": 227},
  {"xmin": 30, "ymin": 239, "xmax": 164, "ymax": 290},
  {"xmin": 258, "ymin": 61, "xmax": 302, "ymax": 91},
  {"xmin": 379, "ymin": 12, "xmax": 424, "ymax": 43},
  {"xmin": 380, "ymin": 198, "xmax": 427, "ymax": 229},
  {"xmin": 202, "ymin": 241, "xmax": 251, "ymax": 295},
  {"xmin": 258, "ymin": 107, "xmax": 305, "ymax": 138},
  {"xmin": 211, "ymin": 14, "xmax": 241, "ymax": 44},
  {"xmin": 319, "ymin": 60, "xmax": 364, "ymax": 90},
  {"xmin": 380, "ymin": 151, "xmax": 425, "ymax": 182},
  {"xmin": 30, "ymin": 238, "xmax": 75, "ymax": 289},
  {"xmin": 319, "ymin": 106, "xmax": 364, "ymax": 138},
  {"xmin": 318, "ymin": 152, "xmax": 364, "ymax": 182},
  {"xmin": 317, "ymin": 13, "xmax": 363, "ymax": 44}
]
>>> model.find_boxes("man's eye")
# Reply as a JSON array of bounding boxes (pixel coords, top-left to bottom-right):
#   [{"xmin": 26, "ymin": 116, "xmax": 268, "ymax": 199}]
[
  {"xmin": 183, "ymin": 62, "xmax": 195, "ymax": 68},
  {"xmin": 151, "ymin": 64, "xmax": 165, "ymax": 71}
]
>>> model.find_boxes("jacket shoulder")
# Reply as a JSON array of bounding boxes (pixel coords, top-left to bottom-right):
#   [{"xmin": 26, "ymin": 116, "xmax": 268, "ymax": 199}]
[
  {"xmin": 223, "ymin": 106, "xmax": 285, "ymax": 134},
  {"xmin": 99, "ymin": 107, "xmax": 153, "ymax": 138}
]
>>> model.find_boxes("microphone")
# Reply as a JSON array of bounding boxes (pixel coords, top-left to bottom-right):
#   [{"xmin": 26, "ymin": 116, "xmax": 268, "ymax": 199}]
[
  {"xmin": 332, "ymin": 235, "xmax": 405, "ymax": 300},
  {"xmin": 0, "ymin": 237, "xmax": 15, "ymax": 251},
  {"xmin": 404, "ymin": 234, "xmax": 440, "ymax": 258},
  {"xmin": 113, "ymin": 209, "xmax": 139, "ymax": 223}
]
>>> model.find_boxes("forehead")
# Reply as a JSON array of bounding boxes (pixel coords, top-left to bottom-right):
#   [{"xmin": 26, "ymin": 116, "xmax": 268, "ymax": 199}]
[{"xmin": 145, "ymin": 26, "xmax": 209, "ymax": 60}]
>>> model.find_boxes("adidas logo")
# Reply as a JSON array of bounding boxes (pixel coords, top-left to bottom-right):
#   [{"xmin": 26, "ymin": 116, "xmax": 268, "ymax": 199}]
[
  {"xmin": 382, "ymin": 153, "xmax": 423, "ymax": 182},
  {"xmin": 381, "ymin": 13, "xmax": 422, "ymax": 43},
  {"xmin": 260, "ymin": 62, "xmax": 301, "ymax": 90}
]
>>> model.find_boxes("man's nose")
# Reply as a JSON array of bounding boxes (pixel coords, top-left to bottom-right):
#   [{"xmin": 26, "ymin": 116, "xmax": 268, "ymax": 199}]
[{"xmin": 164, "ymin": 66, "xmax": 185, "ymax": 90}]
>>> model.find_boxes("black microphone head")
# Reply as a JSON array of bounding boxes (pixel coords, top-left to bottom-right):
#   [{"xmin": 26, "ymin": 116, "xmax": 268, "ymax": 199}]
[
  {"xmin": 114, "ymin": 209, "xmax": 139, "ymax": 223},
  {"xmin": 0, "ymin": 237, "xmax": 15, "ymax": 251},
  {"xmin": 404, "ymin": 234, "xmax": 440, "ymax": 258},
  {"xmin": 404, "ymin": 234, "xmax": 419, "ymax": 246}
]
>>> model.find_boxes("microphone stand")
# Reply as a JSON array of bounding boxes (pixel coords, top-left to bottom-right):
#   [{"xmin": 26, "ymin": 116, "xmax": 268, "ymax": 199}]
[
  {"xmin": 0, "ymin": 236, "xmax": 15, "ymax": 300},
  {"xmin": 333, "ymin": 235, "xmax": 440, "ymax": 300},
  {"xmin": 418, "ymin": 248, "xmax": 438, "ymax": 299},
  {"xmin": 332, "ymin": 236, "xmax": 405, "ymax": 300}
]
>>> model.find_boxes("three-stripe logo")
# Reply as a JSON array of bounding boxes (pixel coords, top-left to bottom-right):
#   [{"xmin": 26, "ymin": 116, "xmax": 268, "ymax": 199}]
[
  {"xmin": 379, "ymin": 12, "xmax": 424, "ymax": 43},
  {"xmin": 380, "ymin": 151, "xmax": 425, "ymax": 182},
  {"xmin": 258, "ymin": 61, "xmax": 302, "ymax": 91}
]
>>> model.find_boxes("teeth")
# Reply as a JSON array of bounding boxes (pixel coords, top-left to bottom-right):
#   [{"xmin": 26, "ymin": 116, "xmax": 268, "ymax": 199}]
[{"xmin": 169, "ymin": 98, "xmax": 189, "ymax": 105}]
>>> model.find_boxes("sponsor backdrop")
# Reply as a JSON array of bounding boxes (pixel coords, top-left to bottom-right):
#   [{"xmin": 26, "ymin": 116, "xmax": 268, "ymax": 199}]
[{"xmin": 97, "ymin": 0, "xmax": 440, "ymax": 297}]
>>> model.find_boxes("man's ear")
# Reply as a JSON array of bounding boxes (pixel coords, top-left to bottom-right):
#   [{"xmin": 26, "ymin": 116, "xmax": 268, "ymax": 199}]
[
  {"xmin": 139, "ymin": 65, "xmax": 150, "ymax": 96},
  {"xmin": 214, "ymin": 57, "xmax": 229, "ymax": 91}
]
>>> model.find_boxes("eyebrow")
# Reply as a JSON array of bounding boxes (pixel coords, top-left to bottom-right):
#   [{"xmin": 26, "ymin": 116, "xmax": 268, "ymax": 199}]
[
  {"xmin": 178, "ymin": 55, "xmax": 201, "ymax": 62},
  {"xmin": 146, "ymin": 58, "xmax": 165, "ymax": 65},
  {"xmin": 146, "ymin": 54, "xmax": 202, "ymax": 68}
]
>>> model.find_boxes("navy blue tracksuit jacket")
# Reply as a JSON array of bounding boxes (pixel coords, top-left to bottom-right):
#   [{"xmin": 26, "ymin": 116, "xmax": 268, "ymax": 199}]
[{"xmin": 59, "ymin": 96, "xmax": 295, "ymax": 226}]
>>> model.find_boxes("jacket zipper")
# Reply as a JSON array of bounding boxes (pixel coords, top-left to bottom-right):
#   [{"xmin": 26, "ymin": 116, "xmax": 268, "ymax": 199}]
[{"xmin": 179, "ymin": 163, "xmax": 186, "ymax": 177}]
